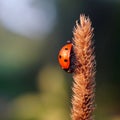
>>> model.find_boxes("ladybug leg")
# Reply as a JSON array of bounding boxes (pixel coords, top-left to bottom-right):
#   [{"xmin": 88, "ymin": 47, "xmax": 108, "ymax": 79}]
[
  {"xmin": 68, "ymin": 49, "xmax": 75, "ymax": 73},
  {"xmin": 70, "ymin": 51, "xmax": 82, "ymax": 72}
]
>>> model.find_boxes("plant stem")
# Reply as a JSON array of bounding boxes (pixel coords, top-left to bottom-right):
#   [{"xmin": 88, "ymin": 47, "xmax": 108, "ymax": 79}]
[{"xmin": 71, "ymin": 15, "xmax": 96, "ymax": 120}]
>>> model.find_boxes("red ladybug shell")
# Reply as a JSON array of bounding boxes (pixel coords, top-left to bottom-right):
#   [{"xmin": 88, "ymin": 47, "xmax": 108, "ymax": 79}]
[{"xmin": 58, "ymin": 43, "xmax": 72, "ymax": 71}]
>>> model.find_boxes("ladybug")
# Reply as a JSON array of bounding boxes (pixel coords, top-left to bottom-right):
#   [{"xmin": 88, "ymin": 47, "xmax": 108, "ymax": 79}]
[{"xmin": 58, "ymin": 41, "xmax": 73, "ymax": 73}]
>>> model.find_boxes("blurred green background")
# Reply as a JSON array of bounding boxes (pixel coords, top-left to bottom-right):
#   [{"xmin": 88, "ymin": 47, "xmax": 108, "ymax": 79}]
[{"xmin": 0, "ymin": 0, "xmax": 120, "ymax": 120}]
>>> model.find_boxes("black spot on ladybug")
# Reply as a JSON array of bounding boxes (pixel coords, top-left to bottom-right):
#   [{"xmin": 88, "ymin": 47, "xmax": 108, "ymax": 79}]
[
  {"xmin": 65, "ymin": 47, "xmax": 68, "ymax": 50},
  {"xmin": 59, "ymin": 55, "xmax": 62, "ymax": 59},
  {"xmin": 64, "ymin": 59, "xmax": 68, "ymax": 62}
]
